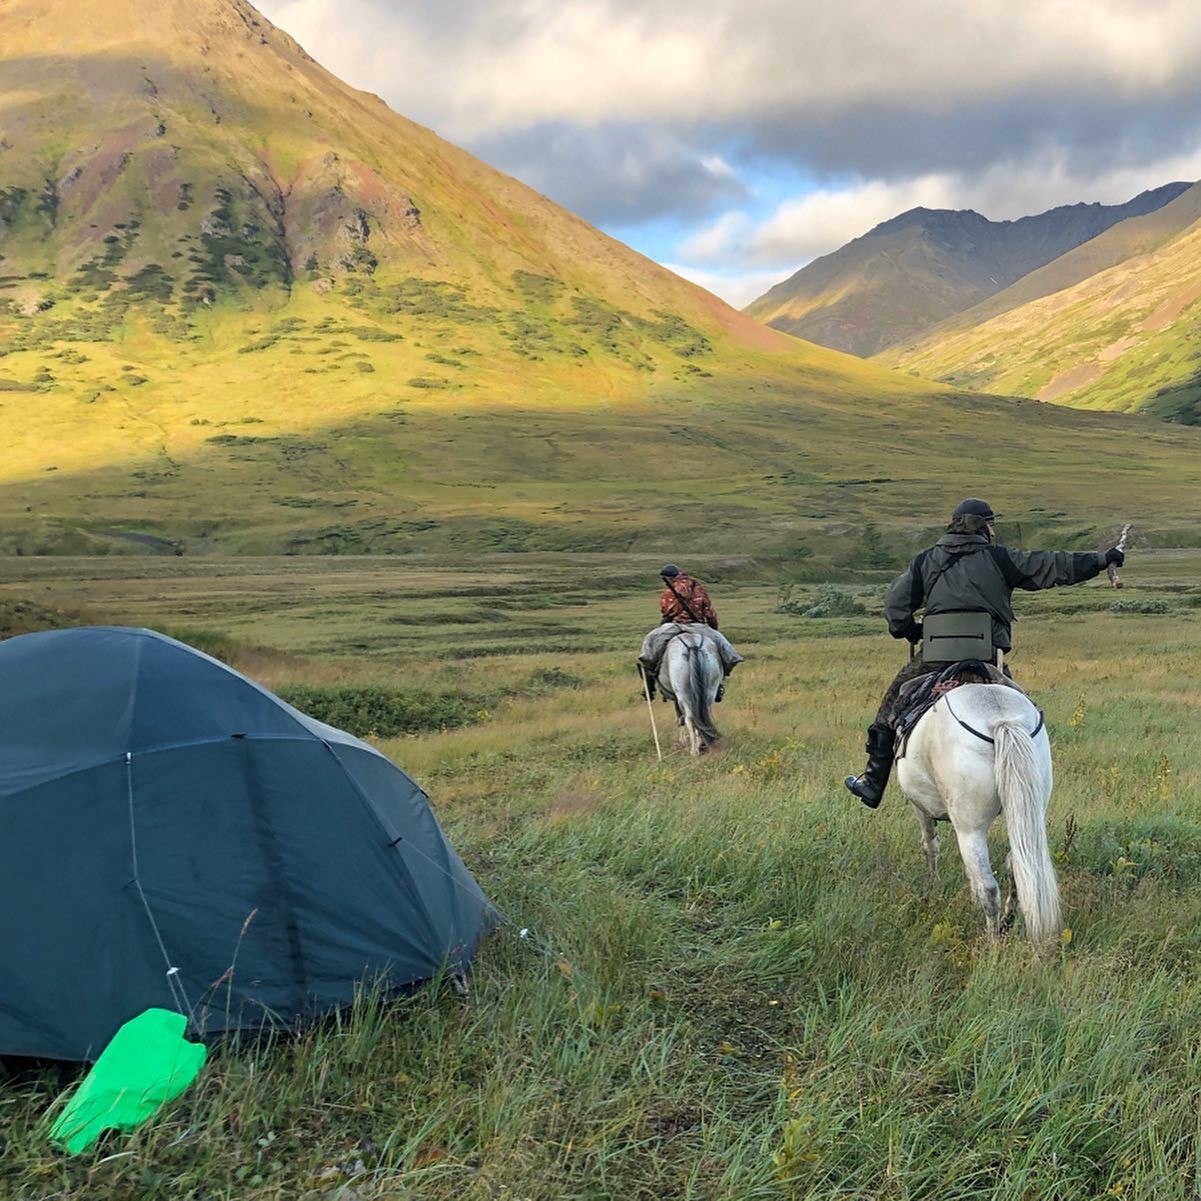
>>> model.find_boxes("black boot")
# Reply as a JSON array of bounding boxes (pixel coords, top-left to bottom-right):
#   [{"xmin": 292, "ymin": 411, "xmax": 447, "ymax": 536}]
[
  {"xmin": 638, "ymin": 660, "xmax": 657, "ymax": 701},
  {"xmin": 844, "ymin": 722, "xmax": 894, "ymax": 809}
]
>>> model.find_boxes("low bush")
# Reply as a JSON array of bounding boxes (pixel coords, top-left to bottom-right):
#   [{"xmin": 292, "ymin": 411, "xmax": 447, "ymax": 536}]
[
  {"xmin": 1111, "ymin": 598, "xmax": 1171, "ymax": 614},
  {"xmin": 778, "ymin": 585, "xmax": 867, "ymax": 618},
  {"xmin": 276, "ymin": 684, "xmax": 484, "ymax": 737}
]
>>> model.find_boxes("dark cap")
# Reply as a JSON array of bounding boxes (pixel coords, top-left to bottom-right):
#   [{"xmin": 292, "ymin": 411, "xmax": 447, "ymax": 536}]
[
  {"xmin": 659, "ymin": 563, "xmax": 680, "ymax": 579},
  {"xmin": 951, "ymin": 498, "xmax": 994, "ymax": 522}
]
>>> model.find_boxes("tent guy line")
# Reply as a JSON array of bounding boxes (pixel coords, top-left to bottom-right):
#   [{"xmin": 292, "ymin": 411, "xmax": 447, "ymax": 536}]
[{"xmin": 126, "ymin": 750, "xmax": 200, "ymax": 1031}]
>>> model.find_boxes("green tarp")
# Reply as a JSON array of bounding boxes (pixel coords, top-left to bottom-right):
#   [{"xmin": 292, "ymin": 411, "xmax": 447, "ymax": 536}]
[{"xmin": 50, "ymin": 1009, "xmax": 207, "ymax": 1154}]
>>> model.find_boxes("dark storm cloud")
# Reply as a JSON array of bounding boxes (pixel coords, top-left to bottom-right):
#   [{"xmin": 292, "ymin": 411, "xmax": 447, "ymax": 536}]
[{"xmin": 742, "ymin": 94, "xmax": 1201, "ymax": 185}]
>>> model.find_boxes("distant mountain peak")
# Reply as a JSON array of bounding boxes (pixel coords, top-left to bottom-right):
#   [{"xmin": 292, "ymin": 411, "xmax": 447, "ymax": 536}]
[{"xmin": 745, "ymin": 183, "xmax": 1192, "ymax": 357}]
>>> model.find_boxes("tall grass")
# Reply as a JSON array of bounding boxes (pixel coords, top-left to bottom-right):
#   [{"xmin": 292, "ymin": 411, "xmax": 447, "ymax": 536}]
[{"xmin": 2, "ymin": 555, "xmax": 1199, "ymax": 1199}]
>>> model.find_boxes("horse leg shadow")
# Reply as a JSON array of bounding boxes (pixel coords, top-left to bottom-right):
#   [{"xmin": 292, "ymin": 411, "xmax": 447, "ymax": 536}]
[{"xmin": 999, "ymin": 850, "xmax": 1017, "ymax": 936}]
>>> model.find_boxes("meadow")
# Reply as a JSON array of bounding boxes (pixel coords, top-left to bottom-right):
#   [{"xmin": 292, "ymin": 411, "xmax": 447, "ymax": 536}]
[{"xmin": 2, "ymin": 551, "xmax": 1201, "ymax": 1200}]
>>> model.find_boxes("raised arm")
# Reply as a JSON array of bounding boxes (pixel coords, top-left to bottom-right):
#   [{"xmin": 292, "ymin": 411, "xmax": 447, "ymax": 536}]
[{"xmin": 993, "ymin": 546, "xmax": 1105, "ymax": 591}]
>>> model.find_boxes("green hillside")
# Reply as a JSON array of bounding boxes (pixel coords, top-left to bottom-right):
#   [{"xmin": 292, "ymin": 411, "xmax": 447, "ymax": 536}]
[
  {"xmin": 2, "ymin": 0, "xmax": 1201, "ymax": 559},
  {"xmin": 877, "ymin": 201, "xmax": 1201, "ymax": 424}
]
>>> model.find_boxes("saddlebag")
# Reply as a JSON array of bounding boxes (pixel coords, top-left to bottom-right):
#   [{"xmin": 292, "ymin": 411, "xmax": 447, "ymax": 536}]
[{"xmin": 922, "ymin": 610, "xmax": 993, "ymax": 664}]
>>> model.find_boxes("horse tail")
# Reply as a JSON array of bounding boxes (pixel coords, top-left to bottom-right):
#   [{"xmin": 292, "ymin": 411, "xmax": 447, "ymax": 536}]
[
  {"xmin": 680, "ymin": 638, "xmax": 719, "ymax": 745},
  {"xmin": 993, "ymin": 719, "xmax": 1061, "ymax": 947}
]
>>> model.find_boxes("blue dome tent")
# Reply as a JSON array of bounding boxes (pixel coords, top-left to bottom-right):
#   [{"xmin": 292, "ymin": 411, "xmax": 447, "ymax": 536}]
[{"xmin": 0, "ymin": 627, "xmax": 494, "ymax": 1061}]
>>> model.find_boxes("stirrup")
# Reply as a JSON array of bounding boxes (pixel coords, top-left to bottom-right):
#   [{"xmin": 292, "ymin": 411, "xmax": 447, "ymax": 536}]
[{"xmin": 844, "ymin": 773, "xmax": 884, "ymax": 809}]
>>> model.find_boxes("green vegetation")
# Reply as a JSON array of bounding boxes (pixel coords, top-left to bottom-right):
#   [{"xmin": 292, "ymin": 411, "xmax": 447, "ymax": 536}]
[
  {"xmin": 0, "ymin": 553, "xmax": 1199, "ymax": 1199},
  {"xmin": 276, "ymin": 682, "xmax": 484, "ymax": 737},
  {"xmin": 880, "ymin": 211, "xmax": 1201, "ymax": 423}
]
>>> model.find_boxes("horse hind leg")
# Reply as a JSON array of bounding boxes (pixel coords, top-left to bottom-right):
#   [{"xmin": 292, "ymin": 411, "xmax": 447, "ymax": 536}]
[
  {"xmin": 672, "ymin": 701, "xmax": 688, "ymax": 748},
  {"xmin": 916, "ymin": 809, "xmax": 940, "ymax": 878},
  {"xmin": 954, "ymin": 826, "xmax": 1002, "ymax": 939}
]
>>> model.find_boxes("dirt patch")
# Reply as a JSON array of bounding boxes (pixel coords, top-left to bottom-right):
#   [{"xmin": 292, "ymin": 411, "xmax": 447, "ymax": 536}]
[
  {"xmin": 1037, "ymin": 362, "xmax": 1103, "ymax": 402},
  {"xmin": 1099, "ymin": 336, "xmax": 1139, "ymax": 363},
  {"xmin": 1140, "ymin": 279, "xmax": 1201, "ymax": 332}
]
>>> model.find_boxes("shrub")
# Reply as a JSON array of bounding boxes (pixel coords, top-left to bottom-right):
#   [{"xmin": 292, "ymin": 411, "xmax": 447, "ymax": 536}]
[
  {"xmin": 275, "ymin": 684, "xmax": 484, "ymax": 737},
  {"xmin": 1111, "ymin": 598, "xmax": 1170, "ymax": 614},
  {"xmin": 783, "ymin": 586, "xmax": 868, "ymax": 618}
]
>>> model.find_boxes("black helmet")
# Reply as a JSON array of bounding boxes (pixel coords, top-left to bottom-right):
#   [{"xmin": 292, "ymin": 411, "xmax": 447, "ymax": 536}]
[
  {"xmin": 659, "ymin": 563, "xmax": 681, "ymax": 579},
  {"xmin": 951, "ymin": 497, "xmax": 994, "ymax": 522}
]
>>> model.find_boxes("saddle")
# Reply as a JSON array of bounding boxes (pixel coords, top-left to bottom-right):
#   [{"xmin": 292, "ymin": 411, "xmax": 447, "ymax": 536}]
[{"xmin": 894, "ymin": 659, "xmax": 1026, "ymax": 760}]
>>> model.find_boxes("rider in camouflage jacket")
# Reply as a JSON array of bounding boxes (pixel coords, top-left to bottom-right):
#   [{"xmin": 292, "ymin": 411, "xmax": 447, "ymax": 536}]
[
  {"xmin": 638, "ymin": 565, "xmax": 743, "ymax": 701},
  {"xmin": 845, "ymin": 498, "xmax": 1126, "ymax": 809}
]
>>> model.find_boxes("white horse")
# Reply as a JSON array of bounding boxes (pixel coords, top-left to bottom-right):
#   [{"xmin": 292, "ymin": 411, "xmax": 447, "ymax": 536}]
[
  {"xmin": 657, "ymin": 630, "xmax": 722, "ymax": 755},
  {"xmin": 895, "ymin": 682, "xmax": 1061, "ymax": 947}
]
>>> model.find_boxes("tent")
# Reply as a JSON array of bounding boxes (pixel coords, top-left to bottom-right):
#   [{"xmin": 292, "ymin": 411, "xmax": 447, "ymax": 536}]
[{"xmin": 0, "ymin": 626, "xmax": 495, "ymax": 1062}]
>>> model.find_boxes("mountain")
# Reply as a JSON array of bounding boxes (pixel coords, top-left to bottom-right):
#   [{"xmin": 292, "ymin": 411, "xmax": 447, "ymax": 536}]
[
  {"xmin": 876, "ymin": 186, "xmax": 1201, "ymax": 423},
  {"xmin": 744, "ymin": 185, "xmax": 1191, "ymax": 357},
  {"xmin": 0, "ymin": 0, "xmax": 758, "ymax": 332},
  {"xmin": 2, "ymin": 0, "xmax": 1201, "ymax": 559}
]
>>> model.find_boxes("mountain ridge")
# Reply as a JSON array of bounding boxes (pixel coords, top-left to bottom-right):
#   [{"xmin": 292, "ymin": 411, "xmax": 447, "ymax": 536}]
[
  {"xmin": 744, "ymin": 184, "xmax": 1191, "ymax": 357},
  {"xmin": 2, "ymin": 0, "xmax": 1200, "ymax": 556},
  {"xmin": 876, "ymin": 189, "xmax": 1201, "ymax": 423},
  {"xmin": 879, "ymin": 181, "xmax": 1201, "ymax": 358}
]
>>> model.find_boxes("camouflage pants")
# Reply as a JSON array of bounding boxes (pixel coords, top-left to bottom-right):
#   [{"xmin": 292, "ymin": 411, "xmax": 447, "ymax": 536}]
[
  {"xmin": 874, "ymin": 655, "xmax": 940, "ymax": 728},
  {"xmin": 638, "ymin": 623, "xmax": 744, "ymax": 676}
]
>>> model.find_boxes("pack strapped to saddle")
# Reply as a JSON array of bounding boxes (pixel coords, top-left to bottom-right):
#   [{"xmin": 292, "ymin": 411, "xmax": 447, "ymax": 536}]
[
  {"xmin": 894, "ymin": 659, "xmax": 1020, "ymax": 760},
  {"xmin": 921, "ymin": 610, "xmax": 993, "ymax": 663}
]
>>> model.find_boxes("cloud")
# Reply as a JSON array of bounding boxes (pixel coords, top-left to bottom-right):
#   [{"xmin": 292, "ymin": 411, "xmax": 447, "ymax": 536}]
[
  {"xmin": 467, "ymin": 125, "xmax": 748, "ymax": 226},
  {"xmin": 682, "ymin": 142, "xmax": 1201, "ymax": 279},
  {"xmin": 264, "ymin": 0, "xmax": 1201, "ymax": 155},
  {"xmin": 661, "ymin": 262, "xmax": 794, "ymax": 310},
  {"xmin": 257, "ymin": 0, "xmax": 1201, "ymax": 304}
]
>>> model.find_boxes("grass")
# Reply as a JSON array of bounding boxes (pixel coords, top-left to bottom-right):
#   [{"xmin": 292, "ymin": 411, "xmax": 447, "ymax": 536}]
[{"xmin": 2, "ymin": 553, "xmax": 1200, "ymax": 1199}]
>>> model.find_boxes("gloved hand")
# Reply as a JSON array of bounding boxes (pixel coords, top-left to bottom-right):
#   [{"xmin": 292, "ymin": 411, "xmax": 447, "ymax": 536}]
[
  {"xmin": 1104, "ymin": 546, "xmax": 1125, "ymax": 567},
  {"xmin": 899, "ymin": 618, "xmax": 923, "ymax": 644}
]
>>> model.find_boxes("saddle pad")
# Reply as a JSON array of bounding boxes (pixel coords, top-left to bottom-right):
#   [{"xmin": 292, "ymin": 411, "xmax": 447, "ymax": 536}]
[{"xmin": 894, "ymin": 660, "xmax": 1024, "ymax": 759}]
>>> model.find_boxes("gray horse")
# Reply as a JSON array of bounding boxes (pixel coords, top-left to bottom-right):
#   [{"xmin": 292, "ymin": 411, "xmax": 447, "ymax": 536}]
[{"xmin": 657, "ymin": 629, "xmax": 723, "ymax": 754}]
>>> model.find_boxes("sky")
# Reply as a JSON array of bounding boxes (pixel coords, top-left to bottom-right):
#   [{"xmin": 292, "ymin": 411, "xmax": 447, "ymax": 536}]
[{"xmin": 256, "ymin": 0, "xmax": 1201, "ymax": 308}]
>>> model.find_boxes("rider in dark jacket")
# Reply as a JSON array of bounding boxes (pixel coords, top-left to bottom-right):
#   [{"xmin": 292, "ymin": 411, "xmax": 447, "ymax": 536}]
[{"xmin": 845, "ymin": 497, "xmax": 1126, "ymax": 808}]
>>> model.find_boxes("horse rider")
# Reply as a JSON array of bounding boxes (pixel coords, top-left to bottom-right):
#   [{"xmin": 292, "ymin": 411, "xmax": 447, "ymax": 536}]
[
  {"xmin": 638, "ymin": 564, "xmax": 743, "ymax": 701},
  {"xmin": 845, "ymin": 497, "xmax": 1126, "ymax": 808}
]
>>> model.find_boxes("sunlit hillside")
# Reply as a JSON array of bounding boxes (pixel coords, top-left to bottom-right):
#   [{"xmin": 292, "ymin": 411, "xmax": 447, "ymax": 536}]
[
  {"xmin": 878, "ymin": 186, "xmax": 1201, "ymax": 425},
  {"xmin": 2, "ymin": 0, "xmax": 1201, "ymax": 558}
]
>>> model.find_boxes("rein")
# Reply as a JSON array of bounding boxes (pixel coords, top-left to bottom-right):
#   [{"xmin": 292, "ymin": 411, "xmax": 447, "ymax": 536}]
[{"xmin": 942, "ymin": 692, "xmax": 1044, "ymax": 744}]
